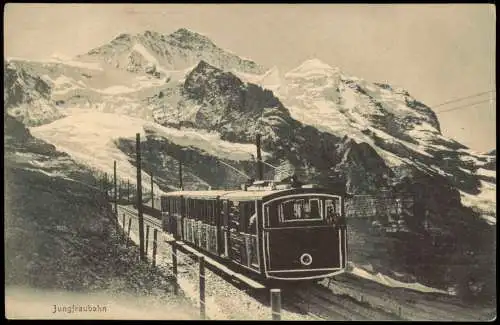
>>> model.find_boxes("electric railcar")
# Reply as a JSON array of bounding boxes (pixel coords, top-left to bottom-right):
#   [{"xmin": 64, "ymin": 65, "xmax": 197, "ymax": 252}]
[{"xmin": 160, "ymin": 181, "xmax": 348, "ymax": 281}]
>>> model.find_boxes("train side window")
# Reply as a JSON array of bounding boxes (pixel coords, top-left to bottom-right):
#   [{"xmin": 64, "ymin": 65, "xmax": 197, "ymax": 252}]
[
  {"xmin": 237, "ymin": 202, "xmax": 253, "ymax": 233},
  {"xmin": 206, "ymin": 200, "xmax": 210, "ymax": 224},
  {"xmin": 192, "ymin": 199, "xmax": 195, "ymax": 218},
  {"xmin": 241, "ymin": 201, "xmax": 257, "ymax": 234},
  {"xmin": 203, "ymin": 200, "xmax": 210, "ymax": 223},
  {"xmin": 228, "ymin": 201, "xmax": 240, "ymax": 231},
  {"xmin": 206, "ymin": 200, "xmax": 210, "ymax": 223},
  {"xmin": 222, "ymin": 200, "xmax": 229, "ymax": 227},
  {"xmin": 205, "ymin": 200, "xmax": 210, "ymax": 223},
  {"xmin": 209, "ymin": 200, "xmax": 216, "ymax": 225},
  {"xmin": 196, "ymin": 199, "xmax": 201, "ymax": 220}
]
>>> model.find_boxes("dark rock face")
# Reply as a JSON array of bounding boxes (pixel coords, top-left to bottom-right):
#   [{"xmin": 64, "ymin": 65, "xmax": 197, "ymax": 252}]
[
  {"xmin": 4, "ymin": 61, "xmax": 51, "ymax": 109},
  {"xmin": 177, "ymin": 61, "xmax": 393, "ymax": 193},
  {"xmin": 4, "ymin": 114, "xmax": 32, "ymax": 143},
  {"xmin": 4, "ymin": 114, "xmax": 62, "ymax": 156}
]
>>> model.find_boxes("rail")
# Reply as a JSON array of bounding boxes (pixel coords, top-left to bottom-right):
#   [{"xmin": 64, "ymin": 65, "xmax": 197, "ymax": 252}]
[{"xmin": 117, "ymin": 205, "xmax": 281, "ymax": 320}]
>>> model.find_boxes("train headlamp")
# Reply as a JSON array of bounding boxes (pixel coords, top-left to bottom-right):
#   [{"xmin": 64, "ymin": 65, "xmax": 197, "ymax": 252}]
[{"xmin": 299, "ymin": 253, "xmax": 313, "ymax": 266}]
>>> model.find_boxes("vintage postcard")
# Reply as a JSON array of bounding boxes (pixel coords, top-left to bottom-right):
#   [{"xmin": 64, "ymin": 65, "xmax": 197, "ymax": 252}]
[{"xmin": 4, "ymin": 3, "xmax": 496, "ymax": 320}]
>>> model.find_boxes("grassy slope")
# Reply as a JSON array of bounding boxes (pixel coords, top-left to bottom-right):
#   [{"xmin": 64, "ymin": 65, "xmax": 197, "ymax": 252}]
[{"xmin": 4, "ymin": 117, "xmax": 197, "ymax": 318}]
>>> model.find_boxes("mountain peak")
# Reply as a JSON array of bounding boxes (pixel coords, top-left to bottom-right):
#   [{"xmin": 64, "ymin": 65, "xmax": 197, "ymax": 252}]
[
  {"xmin": 285, "ymin": 58, "xmax": 338, "ymax": 78},
  {"xmin": 194, "ymin": 59, "xmax": 215, "ymax": 71},
  {"xmin": 111, "ymin": 33, "xmax": 133, "ymax": 43},
  {"xmin": 169, "ymin": 28, "xmax": 213, "ymax": 44},
  {"xmin": 142, "ymin": 30, "xmax": 162, "ymax": 38},
  {"xmin": 302, "ymin": 58, "xmax": 332, "ymax": 68}
]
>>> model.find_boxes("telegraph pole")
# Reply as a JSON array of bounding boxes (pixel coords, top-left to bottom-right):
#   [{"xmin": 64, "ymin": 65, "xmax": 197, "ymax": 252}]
[
  {"xmin": 136, "ymin": 133, "xmax": 145, "ymax": 262},
  {"xmin": 104, "ymin": 172, "xmax": 109, "ymax": 199},
  {"xmin": 127, "ymin": 179, "xmax": 130, "ymax": 204},
  {"xmin": 256, "ymin": 133, "xmax": 263, "ymax": 180},
  {"xmin": 179, "ymin": 152, "xmax": 183, "ymax": 190},
  {"xmin": 151, "ymin": 171, "xmax": 154, "ymax": 210},
  {"xmin": 114, "ymin": 161, "xmax": 117, "ymax": 214}
]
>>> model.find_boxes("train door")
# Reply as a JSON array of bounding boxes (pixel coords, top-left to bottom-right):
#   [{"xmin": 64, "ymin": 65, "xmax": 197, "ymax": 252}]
[
  {"xmin": 326, "ymin": 197, "xmax": 347, "ymax": 268},
  {"xmin": 220, "ymin": 200, "xmax": 230, "ymax": 258},
  {"xmin": 245, "ymin": 201, "xmax": 259, "ymax": 270}
]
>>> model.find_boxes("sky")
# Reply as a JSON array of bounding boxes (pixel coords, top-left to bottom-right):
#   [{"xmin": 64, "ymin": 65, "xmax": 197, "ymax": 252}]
[{"xmin": 4, "ymin": 4, "xmax": 496, "ymax": 152}]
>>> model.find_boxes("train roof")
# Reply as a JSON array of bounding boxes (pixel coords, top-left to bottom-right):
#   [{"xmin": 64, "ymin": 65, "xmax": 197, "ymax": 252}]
[
  {"xmin": 162, "ymin": 186, "xmax": 349, "ymax": 201},
  {"xmin": 163, "ymin": 189, "xmax": 278, "ymax": 200}
]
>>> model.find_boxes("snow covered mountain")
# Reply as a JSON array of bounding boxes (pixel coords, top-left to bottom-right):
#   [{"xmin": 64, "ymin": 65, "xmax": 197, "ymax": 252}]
[
  {"xmin": 235, "ymin": 58, "xmax": 496, "ymax": 225},
  {"xmin": 4, "ymin": 27, "xmax": 496, "ymax": 302},
  {"xmin": 4, "ymin": 28, "xmax": 495, "ymax": 224},
  {"xmin": 77, "ymin": 28, "xmax": 265, "ymax": 76}
]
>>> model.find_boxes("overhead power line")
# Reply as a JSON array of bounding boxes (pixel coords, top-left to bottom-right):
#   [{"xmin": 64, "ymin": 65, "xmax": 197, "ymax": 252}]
[
  {"xmin": 432, "ymin": 90, "xmax": 495, "ymax": 108},
  {"xmin": 435, "ymin": 97, "xmax": 496, "ymax": 114}
]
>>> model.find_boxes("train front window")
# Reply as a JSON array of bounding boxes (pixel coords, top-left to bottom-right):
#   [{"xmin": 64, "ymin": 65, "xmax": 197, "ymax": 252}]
[
  {"xmin": 279, "ymin": 198, "xmax": 323, "ymax": 222},
  {"xmin": 325, "ymin": 197, "xmax": 343, "ymax": 225}
]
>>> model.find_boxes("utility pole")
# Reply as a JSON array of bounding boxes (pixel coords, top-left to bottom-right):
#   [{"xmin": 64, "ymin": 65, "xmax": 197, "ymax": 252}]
[
  {"xmin": 114, "ymin": 161, "xmax": 117, "ymax": 214},
  {"xmin": 151, "ymin": 171, "xmax": 154, "ymax": 210},
  {"xmin": 256, "ymin": 133, "xmax": 263, "ymax": 180},
  {"xmin": 127, "ymin": 179, "xmax": 130, "ymax": 204},
  {"xmin": 136, "ymin": 133, "xmax": 145, "ymax": 262},
  {"xmin": 179, "ymin": 151, "xmax": 183, "ymax": 190},
  {"xmin": 104, "ymin": 172, "xmax": 109, "ymax": 199}
]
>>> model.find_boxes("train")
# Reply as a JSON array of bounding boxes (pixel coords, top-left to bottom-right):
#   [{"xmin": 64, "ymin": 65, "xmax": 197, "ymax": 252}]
[{"xmin": 160, "ymin": 179, "xmax": 348, "ymax": 281}]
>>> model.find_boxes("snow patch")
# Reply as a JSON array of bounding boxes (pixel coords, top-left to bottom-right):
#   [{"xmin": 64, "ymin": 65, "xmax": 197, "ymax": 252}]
[
  {"xmin": 460, "ymin": 180, "xmax": 496, "ymax": 225},
  {"xmin": 96, "ymin": 85, "xmax": 138, "ymax": 95},
  {"xmin": 350, "ymin": 264, "xmax": 450, "ymax": 295},
  {"xmin": 30, "ymin": 113, "xmax": 267, "ymax": 194},
  {"xmin": 477, "ymin": 168, "xmax": 496, "ymax": 178},
  {"xmin": 131, "ymin": 43, "xmax": 169, "ymax": 75},
  {"xmin": 31, "ymin": 113, "xmax": 163, "ymax": 194}
]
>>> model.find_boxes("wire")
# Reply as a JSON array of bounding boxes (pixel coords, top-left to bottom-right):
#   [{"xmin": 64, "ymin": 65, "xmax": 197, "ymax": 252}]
[
  {"xmin": 215, "ymin": 159, "xmax": 250, "ymax": 179},
  {"xmin": 261, "ymin": 160, "xmax": 278, "ymax": 170},
  {"xmin": 432, "ymin": 90, "xmax": 495, "ymax": 108},
  {"xmin": 435, "ymin": 98, "xmax": 496, "ymax": 114}
]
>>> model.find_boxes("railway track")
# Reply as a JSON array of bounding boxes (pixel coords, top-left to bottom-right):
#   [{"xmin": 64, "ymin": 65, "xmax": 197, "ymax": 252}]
[
  {"xmin": 278, "ymin": 282, "xmax": 402, "ymax": 321},
  {"xmin": 120, "ymin": 205, "xmax": 162, "ymax": 229},
  {"xmin": 115, "ymin": 205, "xmax": 494, "ymax": 321}
]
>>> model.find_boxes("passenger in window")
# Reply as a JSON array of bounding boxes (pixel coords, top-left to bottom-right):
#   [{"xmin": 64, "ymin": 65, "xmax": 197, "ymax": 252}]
[
  {"xmin": 293, "ymin": 207, "xmax": 301, "ymax": 219},
  {"xmin": 326, "ymin": 206, "xmax": 336, "ymax": 225},
  {"xmin": 249, "ymin": 213, "xmax": 257, "ymax": 233}
]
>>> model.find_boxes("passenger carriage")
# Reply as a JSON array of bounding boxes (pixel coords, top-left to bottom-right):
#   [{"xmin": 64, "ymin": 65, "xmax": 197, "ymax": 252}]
[{"xmin": 161, "ymin": 180, "xmax": 348, "ymax": 281}]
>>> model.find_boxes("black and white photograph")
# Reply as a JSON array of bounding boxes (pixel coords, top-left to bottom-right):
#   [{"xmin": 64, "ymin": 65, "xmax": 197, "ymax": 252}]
[{"xmin": 4, "ymin": 3, "xmax": 496, "ymax": 320}]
